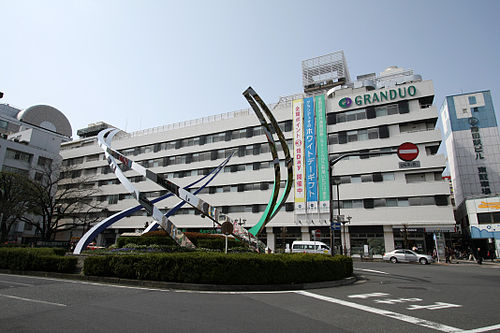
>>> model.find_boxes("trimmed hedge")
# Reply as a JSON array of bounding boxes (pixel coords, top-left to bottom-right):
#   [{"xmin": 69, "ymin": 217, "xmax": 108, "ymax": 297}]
[
  {"xmin": 109, "ymin": 244, "xmax": 194, "ymax": 254},
  {"xmin": 184, "ymin": 232, "xmax": 243, "ymax": 250},
  {"xmin": 0, "ymin": 248, "xmax": 77, "ymax": 273},
  {"xmin": 83, "ymin": 252, "xmax": 353, "ymax": 285},
  {"xmin": 116, "ymin": 231, "xmax": 177, "ymax": 248},
  {"xmin": 115, "ymin": 231, "xmax": 247, "ymax": 251}
]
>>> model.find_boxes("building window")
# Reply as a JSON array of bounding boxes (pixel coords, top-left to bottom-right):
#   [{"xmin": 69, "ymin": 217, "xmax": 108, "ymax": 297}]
[
  {"xmin": 468, "ymin": 96, "xmax": 477, "ymax": 105},
  {"xmin": 71, "ymin": 170, "xmax": 82, "ymax": 178},
  {"xmin": 405, "ymin": 172, "xmax": 426, "ymax": 183},
  {"xmin": 34, "ymin": 172, "xmax": 43, "ymax": 182},
  {"xmin": 85, "ymin": 154, "xmax": 99, "ymax": 162},
  {"xmin": 108, "ymin": 195, "xmax": 118, "ymax": 205},
  {"xmin": 434, "ymin": 195, "xmax": 449, "ymax": 206},
  {"xmin": 2, "ymin": 165, "xmax": 29, "ymax": 175},
  {"xmin": 477, "ymin": 212, "xmax": 500, "ymax": 224},
  {"xmin": 6, "ymin": 149, "xmax": 32, "ymax": 163},
  {"xmin": 37, "ymin": 156, "xmax": 52, "ymax": 168}
]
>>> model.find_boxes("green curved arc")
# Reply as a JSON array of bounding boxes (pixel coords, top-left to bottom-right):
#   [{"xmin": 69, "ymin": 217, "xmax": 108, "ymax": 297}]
[
  {"xmin": 244, "ymin": 87, "xmax": 294, "ymax": 237},
  {"xmin": 251, "ymin": 90, "xmax": 294, "ymax": 220},
  {"xmin": 248, "ymin": 181, "xmax": 278, "ymax": 236},
  {"xmin": 243, "ymin": 88, "xmax": 281, "ymax": 237}
]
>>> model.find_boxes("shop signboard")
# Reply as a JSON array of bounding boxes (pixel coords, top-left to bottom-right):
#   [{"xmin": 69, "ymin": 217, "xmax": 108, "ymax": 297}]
[
  {"xmin": 304, "ymin": 97, "xmax": 318, "ymax": 213},
  {"xmin": 292, "ymin": 99, "xmax": 306, "ymax": 213},
  {"xmin": 315, "ymin": 94, "xmax": 330, "ymax": 213}
]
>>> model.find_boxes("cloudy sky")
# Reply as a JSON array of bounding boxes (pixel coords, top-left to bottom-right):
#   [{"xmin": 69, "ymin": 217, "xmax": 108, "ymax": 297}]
[{"xmin": 1, "ymin": 0, "xmax": 499, "ymax": 138}]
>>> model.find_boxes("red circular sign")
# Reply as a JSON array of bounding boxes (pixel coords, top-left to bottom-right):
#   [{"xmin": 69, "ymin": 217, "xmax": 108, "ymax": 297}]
[{"xmin": 397, "ymin": 142, "xmax": 419, "ymax": 161}]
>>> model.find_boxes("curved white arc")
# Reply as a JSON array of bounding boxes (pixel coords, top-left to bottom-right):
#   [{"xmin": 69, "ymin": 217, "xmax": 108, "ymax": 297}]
[
  {"xmin": 74, "ymin": 150, "xmax": 234, "ymax": 254},
  {"xmin": 97, "ymin": 129, "xmax": 195, "ymax": 248},
  {"xmin": 98, "ymin": 128, "xmax": 265, "ymax": 251}
]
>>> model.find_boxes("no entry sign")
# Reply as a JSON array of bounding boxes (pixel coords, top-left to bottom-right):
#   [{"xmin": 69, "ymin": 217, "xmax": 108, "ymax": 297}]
[{"xmin": 397, "ymin": 142, "xmax": 419, "ymax": 161}]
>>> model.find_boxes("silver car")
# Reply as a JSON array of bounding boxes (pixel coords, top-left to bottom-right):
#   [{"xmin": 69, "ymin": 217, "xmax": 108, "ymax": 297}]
[{"xmin": 383, "ymin": 249, "xmax": 434, "ymax": 265}]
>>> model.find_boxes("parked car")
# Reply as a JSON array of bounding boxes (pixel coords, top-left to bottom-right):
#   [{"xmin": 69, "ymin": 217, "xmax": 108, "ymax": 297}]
[
  {"xmin": 383, "ymin": 249, "xmax": 434, "ymax": 265},
  {"xmin": 86, "ymin": 242, "xmax": 105, "ymax": 250},
  {"xmin": 291, "ymin": 241, "xmax": 331, "ymax": 254}
]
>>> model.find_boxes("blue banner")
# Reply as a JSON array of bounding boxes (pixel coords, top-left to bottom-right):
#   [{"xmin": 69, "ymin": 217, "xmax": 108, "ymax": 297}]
[{"xmin": 303, "ymin": 97, "xmax": 318, "ymax": 212}]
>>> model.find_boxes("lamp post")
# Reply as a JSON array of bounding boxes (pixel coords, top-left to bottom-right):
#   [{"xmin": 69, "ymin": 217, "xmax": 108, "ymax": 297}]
[
  {"xmin": 329, "ymin": 163, "xmax": 334, "ymax": 256},
  {"xmin": 327, "ymin": 144, "xmax": 416, "ymax": 256},
  {"xmin": 341, "ymin": 216, "xmax": 352, "ymax": 256},
  {"xmin": 330, "ymin": 174, "xmax": 343, "ymax": 254}
]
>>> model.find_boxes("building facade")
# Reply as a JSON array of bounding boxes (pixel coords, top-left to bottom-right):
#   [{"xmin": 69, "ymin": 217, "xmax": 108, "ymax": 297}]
[
  {"xmin": 59, "ymin": 52, "xmax": 455, "ymax": 255},
  {"xmin": 439, "ymin": 90, "xmax": 500, "ymax": 257},
  {"xmin": 0, "ymin": 103, "xmax": 72, "ymax": 243}
]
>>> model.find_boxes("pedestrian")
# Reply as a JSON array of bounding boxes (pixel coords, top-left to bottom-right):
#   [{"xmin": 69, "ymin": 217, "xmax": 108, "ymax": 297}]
[
  {"xmin": 468, "ymin": 248, "xmax": 475, "ymax": 261},
  {"xmin": 477, "ymin": 247, "xmax": 483, "ymax": 265},
  {"xmin": 445, "ymin": 247, "xmax": 451, "ymax": 263}
]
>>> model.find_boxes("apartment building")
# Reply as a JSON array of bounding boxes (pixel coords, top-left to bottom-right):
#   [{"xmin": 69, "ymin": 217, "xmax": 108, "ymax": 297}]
[
  {"xmin": 0, "ymin": 103, "xmax": 72, "ymax": 242},
  {"xmin": 59, "ymin": 52, "xmax": 455, "ymax": 255}
]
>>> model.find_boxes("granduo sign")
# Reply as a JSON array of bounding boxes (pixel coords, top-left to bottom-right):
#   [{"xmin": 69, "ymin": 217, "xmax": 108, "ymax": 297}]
[{"xmin": 339, "ymin": 85, "xmax": 417, "ymax": 108}]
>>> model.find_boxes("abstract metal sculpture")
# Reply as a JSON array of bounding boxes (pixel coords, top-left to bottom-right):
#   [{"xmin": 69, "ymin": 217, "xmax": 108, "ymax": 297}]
[
  {"xmin": 97, "ymin": 128, "xmax": 266, "ymax": 251},
  {"xmin": 73, "ymin": 87, "xmax": 292, "ymax": 253},
  {"xmin": 73, "ymin": 131, "xmax": 233, "ymax": 254}
]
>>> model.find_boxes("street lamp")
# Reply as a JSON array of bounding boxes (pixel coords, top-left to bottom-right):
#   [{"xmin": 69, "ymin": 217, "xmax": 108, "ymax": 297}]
[
  {"xmin": 331, "ymin": 175, "xmax": 342, "ymax": 255},
  {"xmin": 341, "ymin": 216, "xmax": 352, "ymax": 256}
]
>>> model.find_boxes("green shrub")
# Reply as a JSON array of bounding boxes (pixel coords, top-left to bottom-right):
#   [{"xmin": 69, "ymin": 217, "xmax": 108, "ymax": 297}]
[
  {"xmin": 197, "ymin": 237, "xmax": 239, "ymax": 250},
  {"xmin": 184, "ymin": 232, "xmax": 244, "ymax": 250},
  {"xmin": 0, "ymin": 248, "xmax": 77, "ymax": 273},
  {"xmin": 116, "ymin": 233, "xmax": 177, "ymax": 248},
  {"xmin": 108, "ymin": 244, "xmax": 194, "ymax": 254},
  {"xmin": 83, "ymin": 252, "xmax": 353, "ymax": 285},
  {"xmin": 82, "ymin": 255, "xmax": 112, "ymax": 276}
]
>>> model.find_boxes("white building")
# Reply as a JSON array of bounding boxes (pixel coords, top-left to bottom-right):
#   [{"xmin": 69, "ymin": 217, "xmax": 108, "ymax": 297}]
[
  {"xmin": 0, "ymin": 103, "xmax": 72, "ymax": 243},
  {"xmin": 439, "ymin": 90, "xmax": 500, "ymax": 257},
  {"xmin": 59, "ymin": 52, "xmax": 455, "ymax": 255}
]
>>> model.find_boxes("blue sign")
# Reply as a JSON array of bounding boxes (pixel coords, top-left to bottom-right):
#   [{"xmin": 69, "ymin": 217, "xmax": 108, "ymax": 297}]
[
  {"xmin": 330, "ymin": 222, "xmax": 341, "ymax": 231},
  {"xmin": 303, "ymin": 97, "xmax": 318, "ymax": 212}
]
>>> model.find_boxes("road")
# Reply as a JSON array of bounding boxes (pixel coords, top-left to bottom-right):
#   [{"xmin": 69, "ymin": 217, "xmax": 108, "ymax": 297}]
[{"xmin": 0, "ymin": 261, "xmax": 499, "ymax": 332}]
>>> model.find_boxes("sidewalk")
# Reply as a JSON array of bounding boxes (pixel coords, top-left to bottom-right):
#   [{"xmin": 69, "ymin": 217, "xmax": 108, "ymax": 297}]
[{"xmin": 436, "ymin": 259, "xmax": 500, "ymax": 266}]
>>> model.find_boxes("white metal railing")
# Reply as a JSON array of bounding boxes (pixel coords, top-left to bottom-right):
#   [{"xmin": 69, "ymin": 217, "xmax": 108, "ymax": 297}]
[{"xmin": 120, "ymin": 92, "xmax": 304, "ymax": 140}]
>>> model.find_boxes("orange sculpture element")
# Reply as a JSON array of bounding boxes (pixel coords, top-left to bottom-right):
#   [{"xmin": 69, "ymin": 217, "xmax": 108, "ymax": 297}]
[{"xmin": 478, "ymin": 201, "xmax": 500, "ymax": 209}]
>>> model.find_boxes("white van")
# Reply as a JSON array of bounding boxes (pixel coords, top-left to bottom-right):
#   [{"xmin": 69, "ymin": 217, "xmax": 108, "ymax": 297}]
[{"xmin": 291, "ymin": 241, "xmax": 331, "ymax": 254}]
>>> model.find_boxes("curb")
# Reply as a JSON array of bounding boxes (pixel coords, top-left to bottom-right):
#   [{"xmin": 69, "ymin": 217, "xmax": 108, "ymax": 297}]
[{"xmin": 0, "ymin": 269, "xmax": 358, "ymax": 291}]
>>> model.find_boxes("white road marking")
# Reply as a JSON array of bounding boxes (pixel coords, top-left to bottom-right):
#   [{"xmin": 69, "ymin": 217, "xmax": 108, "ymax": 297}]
[
  {"xmin": 461, "ymin": 323, "xmax": 500, "ymax": 333},
  {"xmin": 354, "ymin": 268, "xmax": 390, "ymax": 275},
  {"xmin": 296, "ymin": 290, "xmax": 464, "ymax": 332},
  {"xmin": 0, "ymin": 293, "xmax": 66, "ymax": 307},
  {"xmin": 349, "ymin": 292, "xmax": 390, "ymax": 299},
  {"xmin": 407, "ymin": 302, "xmax": 462, "ymax": 311},
  {"xmin": 174, "ymin": 290, "xmax": 296, "ymax": 294},
  {"xmin": 375, "ymin": 297, "xmax": 422, "ymax": 304}
]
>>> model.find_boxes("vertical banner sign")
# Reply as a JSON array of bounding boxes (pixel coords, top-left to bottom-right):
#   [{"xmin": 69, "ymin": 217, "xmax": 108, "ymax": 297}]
[
  {"xmin": 304, "ymin": 97, "xmax": 318, "ymax": 213},
  {"xmin": 292, "ymin": 99, "xmax": 306, "ymax": 214},
  {"xmin": 315, "ymin": 95, "xmax": 330, "ymax": 213}
]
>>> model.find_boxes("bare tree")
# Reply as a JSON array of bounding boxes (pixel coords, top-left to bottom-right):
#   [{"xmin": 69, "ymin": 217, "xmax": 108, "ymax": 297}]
[
  {"xmin": 0, "ymin": 172, "xmax": 38, "ymax": 242},
  {"xmin": 20, "ymin": 163, "xmax": 103, "ymax": 241}
]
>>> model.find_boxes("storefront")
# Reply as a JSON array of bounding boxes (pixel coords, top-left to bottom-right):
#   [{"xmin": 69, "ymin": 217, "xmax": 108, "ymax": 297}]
[{"xmin": 466, "ymin": 197, "xmax": 500, "ymax": 258}]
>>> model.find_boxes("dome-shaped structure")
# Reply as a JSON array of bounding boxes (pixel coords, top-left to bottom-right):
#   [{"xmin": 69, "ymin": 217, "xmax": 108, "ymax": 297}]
[{"xmin": 17, "ymin": 105, "xmax": 72, "ymax": 138}]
